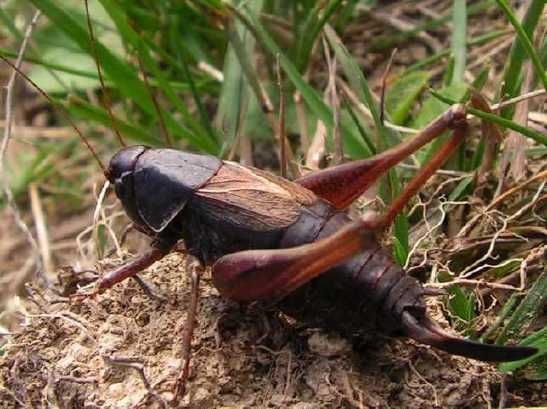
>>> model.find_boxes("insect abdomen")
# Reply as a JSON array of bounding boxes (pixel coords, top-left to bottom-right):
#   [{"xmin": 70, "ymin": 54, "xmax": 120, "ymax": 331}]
[{"xmin": 276, "ymin": 208, "xmax": 424, "ymax": 338}]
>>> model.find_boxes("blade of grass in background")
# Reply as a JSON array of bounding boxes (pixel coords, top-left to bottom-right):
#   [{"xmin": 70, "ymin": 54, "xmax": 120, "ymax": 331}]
[
  {"xmin": 451, "ymin": 0, "xmax": 467, "ymax": 85},
  {"xmin": 344, "ymin": 99, "xmax": 376, "ymax": 155},
  {"xmin": 0, "ymin": 47, "xmax": 99, "ymax": 80},
  {"xmin": 295, "ymin": 0, "xmax": 343, "ymax": 72},
  {"xmin": 496, "ymin": 0, "xmax": 547, "ymax": 95},
  {"xmin": 95, "ymin": 0, "xmax": 220, "ymax": 150},
  {"xmin": 30, "ymin": 0, "xmax": 219, "ymax": 153},
  {"xmin": 30, "ymin": 0, "xmax": 155, "ymax": 114},
  {"xmin": 226, "ymin": 3, "xmax": 370, "ymax": 159},
  {"xmin": 429, "ymin": 91, "xmax": 547, "ymax": 147},
  {"xmin": 66, "ymin": 97, "xmax": 158, "ymax": 145},
  {"xmin": 498, "ymin": 0, "xmax": 546, "ymax": 118},
  {"xmin": 217, "ymin": 0, "xmax": 264, "ymax": 156},
  {"xmin": 169, "ymin": 18, "xmax": 218, "ymax": 145}
]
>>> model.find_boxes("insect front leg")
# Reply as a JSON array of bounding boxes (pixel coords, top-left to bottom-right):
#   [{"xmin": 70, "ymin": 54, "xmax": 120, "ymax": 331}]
[
  {"xmin": 72, "ymin": 240, "xmax": 174, "ymax": 299},
  {"xmin": 95, "ymin": 245, "xmax": 171, "ymax": 293}
]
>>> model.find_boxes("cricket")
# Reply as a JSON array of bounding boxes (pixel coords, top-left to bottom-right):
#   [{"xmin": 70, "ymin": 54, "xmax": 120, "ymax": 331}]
[{"xmin": 0, "ymin": 1, "xmax": 544, "ymax": 407}]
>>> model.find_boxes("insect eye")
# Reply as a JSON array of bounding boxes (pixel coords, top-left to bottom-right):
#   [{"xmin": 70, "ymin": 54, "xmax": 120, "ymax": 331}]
[{"xmin": 114, "ymin": 177, "xmax": 127, "ymax": 200}]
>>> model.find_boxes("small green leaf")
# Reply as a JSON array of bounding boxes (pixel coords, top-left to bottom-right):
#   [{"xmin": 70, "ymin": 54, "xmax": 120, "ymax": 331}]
[
  {"xmin": 498, "ymin": 326, "xmax": 547, "ymax": 378},
  {"xmin": 448, "ymin": 176, "xmax": 473, "ymax": 201},
  {"xmin": 448, "ymin": 285, "xmax": 476, "ymax": 324},
  {"xmin": 392, "ymin": 236, "xmax": 407, "ymax": 266},
  {"xmin": 412, "ymin": 83, "xmax": 468, "ymax": 129},
  {"xmin": 496, "ymin": 271, "xmax": 547, "ymax": 345},
  {"xmin": 386, "ymin": 70, "xmax": 431, "ymax": 125}
]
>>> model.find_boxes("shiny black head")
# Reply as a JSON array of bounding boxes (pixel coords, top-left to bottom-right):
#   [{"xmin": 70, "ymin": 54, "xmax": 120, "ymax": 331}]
[
  {"xmin": 106, "ymin": 146, "xmax": 222, "ymax": 235},
  {"xmin": 106, "ymin": 145, "xmax": 149, "ymax": 233},
  {"xmin": 105, "ymin": 145, "xmax": 147, "ymax": 184}
]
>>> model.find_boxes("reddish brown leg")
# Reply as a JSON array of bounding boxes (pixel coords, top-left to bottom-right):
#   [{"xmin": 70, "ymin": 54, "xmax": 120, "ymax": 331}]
[
  {"xmin": 213, "ymin": 218, "xmax": 376, "ymax": 302},
  {"xmin": 95, "ymin": 245, "xmax": 171, "ymax": 293},
  {"xmin": 296, "ymin": 104, "xmax": 467, "ymax": 209},
  {"xmin": 173, "ymin": 261, "xmax": 201, "ymax": 402},
  {"xmin": 369, "ymin": 124, "xmax": 467, "ymax": 229}
]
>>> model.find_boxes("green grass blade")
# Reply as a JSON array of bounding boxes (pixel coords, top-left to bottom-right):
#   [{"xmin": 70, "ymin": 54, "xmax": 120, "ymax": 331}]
[
  {"xmin": 169, "ymin": 22, "xmax": 218, "ymax": 145},
  {"xmin": 495, "ymin": 0, "xmax": 547, "ymax": 91},
  {"xmin": 217, "ymin": 0, "xmax": 263, "ymax": 155},
  {"xmin": 451, "ymin": 0, "xmax": 467, "ymax": 84},
  {"xmin": 496, "ymin": 271, "xmax": 547, "ymax": 345},
  {"xmin": 226, "ymin": 3, "xmax": 370, "ymax": 159},
  {"xmin": 498, "ymin": 327, "xmax": 547, "ymax": 377},
  {"xmin": 0, "ymin": 47, "xmax": 99, "ymax": 80},
  {"xmin": 296, "ymin": 0, "xmax": 343, "ymax": 71},
  {"xmin": 499, "ymin": 0, "xmax": 545, "ymax": 118},
  {"xmin": 97, "ymin": 0, "xmax": 219, "ymax": 151},
  {"xmin": 343, "ymin": 99, "xmax": 376, "ymax": 155},
  {"xmin": 66, "ymin": 97, "xmax": 157, "ymax": 145},
  {"xmin": 30, "ymin": 0, "xmax": 156, "ymax": 113},
  {"xmin": 429, "ymin": 91, "xmax": 547, "ymax": 147},
  {"xmin": 386, "ymin": 71, "xmax": 431, "ymax": 125}
]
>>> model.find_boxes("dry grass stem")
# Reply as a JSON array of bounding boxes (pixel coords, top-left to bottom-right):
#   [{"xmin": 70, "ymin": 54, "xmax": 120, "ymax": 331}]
[{"xmin": 29, "ymin": 183, "xmax": 53, "ymax": 273}]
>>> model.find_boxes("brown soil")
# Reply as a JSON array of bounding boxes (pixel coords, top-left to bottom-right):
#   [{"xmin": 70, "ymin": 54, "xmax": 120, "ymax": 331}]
[{"xmin": 1, "ymin": 252, "xmax": 544, "ymax": 409}]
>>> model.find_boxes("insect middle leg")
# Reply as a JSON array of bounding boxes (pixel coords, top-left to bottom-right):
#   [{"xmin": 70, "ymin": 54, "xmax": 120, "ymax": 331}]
[
  {"xmin": 93, "ymin": 244, "xmax": 172, "ymax": 293},
  {"xmin": 173, "ymin": 258, "xmax": 202, "ymax": 402}
]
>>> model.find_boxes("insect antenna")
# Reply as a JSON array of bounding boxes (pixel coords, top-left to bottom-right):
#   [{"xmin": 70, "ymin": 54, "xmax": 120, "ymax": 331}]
[
  {"xmin": 84, "ymin": 0, "xmax": 126, "ymax": 147},
  {"xmin": 0, "ymin": 54, "xmax": 107, "ymax": 174},
  {"xmin": 135, "ymin": 52, "xmax": 173, "ymax": 147}
]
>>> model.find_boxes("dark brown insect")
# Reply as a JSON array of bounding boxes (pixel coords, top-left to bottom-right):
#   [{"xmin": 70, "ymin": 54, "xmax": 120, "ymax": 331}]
[
  {"xmin": 99, "ymin": 104, "xmax": 536, "ymax": 399},
  {"xmin": 0, "ymin": 52, "xmax": 537, "ymax": 404}
]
